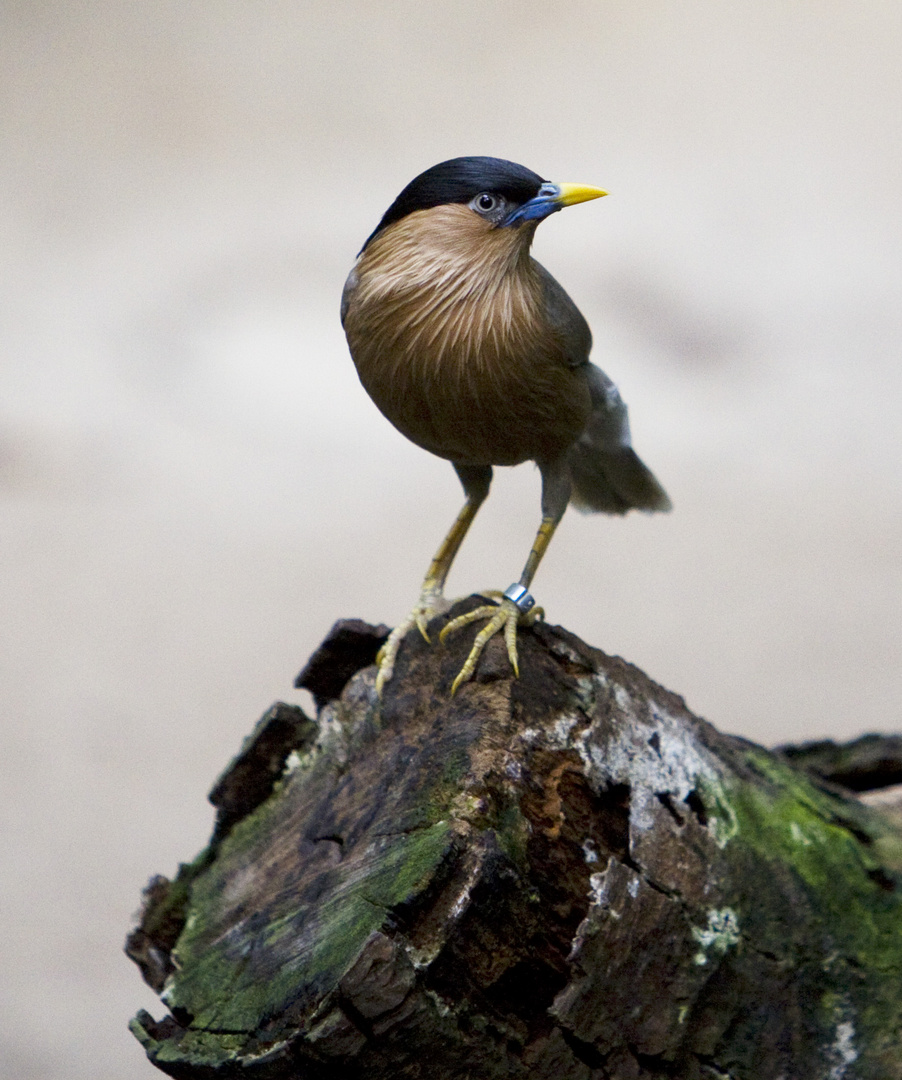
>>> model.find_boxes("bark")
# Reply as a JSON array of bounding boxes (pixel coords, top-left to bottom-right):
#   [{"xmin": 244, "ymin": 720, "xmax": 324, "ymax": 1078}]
[{"xmin": 126, "ymin": 599, "xmax": 902, "ymax": 1080}]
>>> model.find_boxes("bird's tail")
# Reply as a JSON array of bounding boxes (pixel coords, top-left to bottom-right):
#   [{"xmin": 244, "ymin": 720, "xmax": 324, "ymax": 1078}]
[
  {"xmin": 566, "ymin": 365, "xmax": 671, "ymax": 515},
  {"xmin": 567, "ymin": 441, "xmax": 672, "ymax": 514}
]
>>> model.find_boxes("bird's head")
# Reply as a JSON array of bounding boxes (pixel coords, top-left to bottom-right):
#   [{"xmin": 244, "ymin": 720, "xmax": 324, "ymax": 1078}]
[{"xmin": 360, "ymin": 156, "xmax": 606, "ymax": 254}]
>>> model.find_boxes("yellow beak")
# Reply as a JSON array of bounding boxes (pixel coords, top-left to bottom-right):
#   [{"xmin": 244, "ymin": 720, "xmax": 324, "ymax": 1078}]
[
  {"xmin": 555, "ymin": 183, "xmax": 608, "ymax": 207},
  {"xmin": 502, "ymin": 181, "xmax": 608, "ymax": 227}
]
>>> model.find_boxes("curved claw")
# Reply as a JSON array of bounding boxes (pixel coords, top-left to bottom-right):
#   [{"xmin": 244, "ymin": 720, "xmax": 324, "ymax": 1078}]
[
  {"xmin": 440, "ymin": 598, "xmax": 525, "ymax": 695},
  {"xmin": 375, "ymin": 589, "xmax": 444, "ymax": 697},
  {"xmin": 415, "ymin": 612, "xmax": 432, "ymax": 643}
]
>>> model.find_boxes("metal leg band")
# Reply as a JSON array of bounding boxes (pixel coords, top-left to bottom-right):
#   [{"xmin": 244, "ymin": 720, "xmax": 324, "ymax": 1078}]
[{"xmin": 503, "ymin": 583, "xmax": 536, "ymax": 614}]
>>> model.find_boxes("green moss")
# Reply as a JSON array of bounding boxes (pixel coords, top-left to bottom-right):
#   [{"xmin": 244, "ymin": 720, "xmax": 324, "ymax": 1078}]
[
  {"xmin": 137, "ymin": 848, "xmax": 215, "ymax": 950},
  {"xmin": 695, "ymin": 747, "xmax": 902, "ymax": 1076},
  {"xmin": 729, "ymin": 751, "xmax": 901, "ymax": 958},
  {"xmin": 131, "ymin": 1013, "xmax": 291, "ymax": 1070},
  {"xmin": 155, "ymin": 1029, "xmax": 247, "ymax": 1065},
  {"xmin": 422, "ymin": 747, "xmax": 472, "ymax": 819},
  {"xmin": 162, "ymin": 819, "xmax": 453, "ymax": 1036},
  {"xmin": 149, "ymin": 692, "xmax": 466, "ymax": 1046},
  {"xmin": 493, "ymin": 801, "xmax": 531, "ymax": 868}
]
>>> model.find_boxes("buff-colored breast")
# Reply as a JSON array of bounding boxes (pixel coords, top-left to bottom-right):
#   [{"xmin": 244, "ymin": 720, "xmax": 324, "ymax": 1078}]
[{"xmin": 343, "ymin": 204, "xmax": 592, "ymax": 467}]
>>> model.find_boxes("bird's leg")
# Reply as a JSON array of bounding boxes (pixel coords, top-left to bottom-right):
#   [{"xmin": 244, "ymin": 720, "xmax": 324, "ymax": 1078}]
[
  {"xmin": 375, "ymin": 464, "xmax": 491, "ymax": 696},
  {"xmin": 439, "ymin": 459, "xmax": 571, "ymax": 694},
  {"xmin": 374, "ymin": 499, "xmax": 477, "ymax": 696}
]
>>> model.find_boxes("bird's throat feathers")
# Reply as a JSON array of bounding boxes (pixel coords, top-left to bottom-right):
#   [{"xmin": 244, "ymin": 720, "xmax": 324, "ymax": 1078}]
[{"xmin": 348, "ymin": 204, "xmax": 543, "ymax": 366}]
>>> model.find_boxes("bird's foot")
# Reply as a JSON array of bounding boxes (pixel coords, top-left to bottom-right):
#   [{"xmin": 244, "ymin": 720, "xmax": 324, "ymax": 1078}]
[
  {"xmin": 375, "ymin": 587, "xmax": 448, "ymax": 696},
  {"xmin": 439, "ymin": 584, "xmax": 544, "ymax": 695}
]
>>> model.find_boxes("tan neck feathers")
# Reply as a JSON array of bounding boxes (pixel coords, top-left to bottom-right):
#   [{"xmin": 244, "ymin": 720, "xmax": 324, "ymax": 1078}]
[{"xmin": 352, "ymin": 205, "xmax": 541, "ymax": 364}]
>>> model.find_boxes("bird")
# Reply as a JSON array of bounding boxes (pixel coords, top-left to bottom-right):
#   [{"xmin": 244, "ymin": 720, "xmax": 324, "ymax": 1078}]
[{"xmin": 341, "ymin": 156, "xmax": 670, "ymax": 696}]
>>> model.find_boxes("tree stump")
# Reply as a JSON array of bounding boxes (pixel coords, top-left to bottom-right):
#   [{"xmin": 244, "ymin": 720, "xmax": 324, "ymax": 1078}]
[{"xmin": 126, "ymin": 599, "xmax": 902, "ymax": 1079}]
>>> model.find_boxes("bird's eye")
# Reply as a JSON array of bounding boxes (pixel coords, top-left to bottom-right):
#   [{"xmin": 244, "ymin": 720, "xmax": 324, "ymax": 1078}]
[{"xmin": 473, "ymin": 192, "xmax": 498, "ymax": 214}]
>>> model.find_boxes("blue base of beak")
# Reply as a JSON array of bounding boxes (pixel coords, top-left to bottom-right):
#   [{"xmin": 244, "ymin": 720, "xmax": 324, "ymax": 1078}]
[{"xmin": 502, "ymin": 183, "xmax": 563, "ymax": 227}]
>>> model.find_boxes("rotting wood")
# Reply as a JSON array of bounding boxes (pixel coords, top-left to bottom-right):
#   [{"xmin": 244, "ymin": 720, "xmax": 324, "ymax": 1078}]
[{"xmin": 127, "ymin": 600, "xmax": 902, "ymax": 1079}]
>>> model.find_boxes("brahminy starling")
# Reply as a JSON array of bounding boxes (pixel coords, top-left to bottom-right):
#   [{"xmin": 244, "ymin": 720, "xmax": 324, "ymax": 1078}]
[{"xmin": 341, "ymin": 156, "xmax": 670, "ymax": 695}]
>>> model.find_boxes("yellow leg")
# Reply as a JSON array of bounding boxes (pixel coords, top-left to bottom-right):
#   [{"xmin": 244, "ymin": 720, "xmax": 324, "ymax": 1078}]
[
  {"xmin": 417, "ymin": 497, "xmax": 482, "ymax": 637},
  {"xmin": 440, "ymin": 514, "xmax": 559, "ymax": 694},
  {"xmin": 375, "ymin": 495, "xmax": 482, "ymax": 696}
]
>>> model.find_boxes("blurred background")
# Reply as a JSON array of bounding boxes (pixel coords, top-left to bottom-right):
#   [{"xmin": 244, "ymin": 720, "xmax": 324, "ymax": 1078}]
[{"xmin": 1, "ymin": 2, "xmax": 899, "ymax": 1076}]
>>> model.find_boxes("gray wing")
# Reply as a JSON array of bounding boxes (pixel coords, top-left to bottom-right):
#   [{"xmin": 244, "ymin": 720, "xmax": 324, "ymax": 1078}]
[
  {"xmin": 534, "ymin": 261, "xmax": 593, "ymax": 369},
  {"xmin": 567, "ymin": 363, "xmax": 672, "ymax": 515},
  {"xmin": 533, "ymin": 261, "xmax": 670, "ymax": 514}
]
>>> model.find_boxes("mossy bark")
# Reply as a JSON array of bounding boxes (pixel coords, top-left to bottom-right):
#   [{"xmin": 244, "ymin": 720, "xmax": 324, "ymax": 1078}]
[{"xmin": 127, "ymin": 601, "xmax": 902, "ymax": 1079}]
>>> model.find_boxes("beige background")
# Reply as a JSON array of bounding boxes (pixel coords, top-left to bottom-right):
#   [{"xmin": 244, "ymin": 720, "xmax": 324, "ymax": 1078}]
[{"xmin": 1, "ymin": 3, "xmax": 900, "ymax": 1077}]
